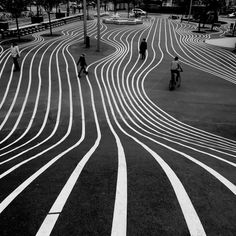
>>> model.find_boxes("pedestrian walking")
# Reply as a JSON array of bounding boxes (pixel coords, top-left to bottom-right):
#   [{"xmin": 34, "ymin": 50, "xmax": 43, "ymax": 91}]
[
  {"xmin": 10, "ymin": 42, "xmax": 20, "ymax": 71},
  {"xmin": 77, "ymin": 53, "xmax": 88, "ymax": 78},
  {"xmin": 139, "ymin": 38, "xmax": 147, "ymax": 60}
]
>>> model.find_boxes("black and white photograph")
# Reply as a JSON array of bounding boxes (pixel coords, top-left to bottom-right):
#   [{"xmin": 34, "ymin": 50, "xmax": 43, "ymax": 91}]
[{"xmin": 0, "ymin": 0, "xmax": 236, "ymax": 235}]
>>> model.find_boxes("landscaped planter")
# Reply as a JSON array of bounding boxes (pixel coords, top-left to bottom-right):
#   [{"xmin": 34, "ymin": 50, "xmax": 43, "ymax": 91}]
[
  {"xmin": 0, "ymin": 21, "xmax": 9, "ymax": 30},
  {"xmin": 31, "ymin": 16, "xmax": 44, "ymax": 24},
  {"xmin": 103, "ymin": 17, "xmax": 143, "ymax": 25}
]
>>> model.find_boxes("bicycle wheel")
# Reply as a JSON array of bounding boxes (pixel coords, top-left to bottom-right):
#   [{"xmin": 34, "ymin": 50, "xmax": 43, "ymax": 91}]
[
  {"xmin": 177, "ymin": 75, "xmax": 181, "ymax": 87},
  {"xmin": 169, "ymin": 79, "xmax": 175, "ymax": 90}
]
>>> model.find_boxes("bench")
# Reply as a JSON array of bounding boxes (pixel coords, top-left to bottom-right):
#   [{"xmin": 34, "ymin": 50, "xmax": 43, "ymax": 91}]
[{"xmin": 5, "ymin": 13, "xmax": 84, "ymax": 38}]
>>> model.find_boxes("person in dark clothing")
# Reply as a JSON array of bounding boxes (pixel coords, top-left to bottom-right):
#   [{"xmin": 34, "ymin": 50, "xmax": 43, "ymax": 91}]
[
  {"xmin": 10, "ymin": 42, "xmax": 20, "ymax": 71},
  {"xmin": 77, "ymin": 53, "xmax": 88, "ymax": 78},
  {"xmin": 139, "ymin": 38, "xmax": 147, "ymax": 60}
]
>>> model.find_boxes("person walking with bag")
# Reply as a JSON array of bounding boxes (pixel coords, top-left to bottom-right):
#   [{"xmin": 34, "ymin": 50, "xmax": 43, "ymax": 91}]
[
  {"xmin": 170, "ymin": 56, "xmax": 183, "ymax": 80},
  {"xmin": 139, "ymin": 38, "xmax": 147, "ymax": 60},
  {"xmin": 10, "ymin": 42, "xmax": 20, "ymax": 72},
  {"xmin": 77, "ymin": 53, "xmax": 88, "ymax": 78},
  {"xmin": 170, "ymin": 56, "xmax": 183, "ymax": 88}
]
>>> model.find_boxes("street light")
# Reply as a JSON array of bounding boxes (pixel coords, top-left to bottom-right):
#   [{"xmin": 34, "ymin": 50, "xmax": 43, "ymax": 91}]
[
  {"xmin": 83, "ymin": 0, "xmax": 87, "ymax": 44},
  {"xmin": 67, "ymin": 0, "xmax": 70, "ymax": 16},
  {"xmin": 82, "ymin": 0, "xmax": 100, "ymax": 50},
  {"xmin": 97, "ymin": 0, "xmax": 100, "ymax": 51},
  {"xmin": 188, "ymin": 0, "xmax": 193, "ymax": 23}
]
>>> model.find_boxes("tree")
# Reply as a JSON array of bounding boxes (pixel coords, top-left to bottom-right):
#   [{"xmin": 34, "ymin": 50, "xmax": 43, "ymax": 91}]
[
  {"xmin": 126, "ymin": 0, "xmax": 132, "ymax": 17},
  {"xmin": 0, "ymin": 0, "xmax": 31, "ymax": 40},
  {"xmin": 200, "ymin": 0, "xmax": 224, "ymax": 30},
  {"xmin": 41, "ymin": 0, "xmax": 59, "ymax": 35},
  {"xmin": 33, "ymin": 0, "xmax": 43, "ymax": 17},
  {"xmin": 101, "ymin": 0, "xmax": 109, "ymax": 11},
  {"xmin": 113, "ymin": 0, "xmax": 117, "ymax": 13}
]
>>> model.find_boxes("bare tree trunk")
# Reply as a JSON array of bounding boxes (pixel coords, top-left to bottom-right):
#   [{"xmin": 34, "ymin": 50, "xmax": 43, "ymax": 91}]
[
  {"xmin": 233, "ymin": 25, "xmax": 236, "ymax": 36},
  {"xmin": 97, "ymin": 0, "xmax": 100, "ymax": 51},
  {"xmin": 16, "ymin": 17, "xmax": 20, "ymax": 41},
  {"xmin": 36, "ymin": 5, "xmax": 39, "ymax": 16},
  {"xmin": 48, "ymin": 12, "xmax": 52, "ymax": 36},
  {"xmin": 198, "ymin": 20, "xmax": 201, "ymax": 32},
  {"xmin": 114, "ymin": 0, "xmax": 117, "ymax": 14},
  {"xmin": 188, "ymin": 0, "xmax": 193, "ymax": 23},
  {"xmin": 83, "ymin": 0, "xmax": 87, "ymax": 44},
  {"xmin": 67, "ymin": 0, "xmax": 70, "ymax": 16},
  {"xmin": 127, "ymin": 2, "xmax": 130, "ymax": 18}
]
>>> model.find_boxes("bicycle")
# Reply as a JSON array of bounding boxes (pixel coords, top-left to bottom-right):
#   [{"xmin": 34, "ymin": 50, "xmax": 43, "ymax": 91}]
[{"xmin": 169, "ymin": 69, "xmax": 182, "ymax": 91}]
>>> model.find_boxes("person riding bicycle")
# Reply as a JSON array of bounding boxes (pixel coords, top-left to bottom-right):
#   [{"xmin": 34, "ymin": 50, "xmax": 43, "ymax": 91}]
[{"xmin": 170, "ymin": 56, "xmax": 183, "ymax": 83}]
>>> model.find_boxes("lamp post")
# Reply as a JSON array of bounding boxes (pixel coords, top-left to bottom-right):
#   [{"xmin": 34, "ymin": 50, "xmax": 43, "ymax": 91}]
[
  {"xmin": 188, "ymin": 0, "xmax": 193, "ymax": 23},
  {"xmin": 12, "ymin": 0, "xmax": 20, "ymax": 41},
  {"xmin": 83, "ymin": 0, "xmax": 87, "ymax": 44},
  {"xmin": 97, "ymin": 0, "xmax": 101, "ymax": 51},
  {"xmin": 67, "ymin": 0, "xmax": 70, "ymax": 16}
]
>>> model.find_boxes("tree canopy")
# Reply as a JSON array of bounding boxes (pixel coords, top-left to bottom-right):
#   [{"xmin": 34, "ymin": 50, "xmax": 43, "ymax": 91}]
[
  {"xmin": 0, "ymin": 0, "xmax": 31, "ymax": 18},
  {"xmin": 40, "ymin": 0, "xmax": 60, "ymax": 12}
]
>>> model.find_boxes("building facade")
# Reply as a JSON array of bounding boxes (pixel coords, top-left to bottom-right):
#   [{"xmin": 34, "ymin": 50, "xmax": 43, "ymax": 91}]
[
  {"xmin": 225, "ymin": 0, "xmax": 236, "ymax": 7},
  {"xmin": 110, "ymin": 0, "xmax": 236, "ymax": 12},
  {"xmin": 162, "ymin": 0, "xmax": 236, "ymax": 8}
]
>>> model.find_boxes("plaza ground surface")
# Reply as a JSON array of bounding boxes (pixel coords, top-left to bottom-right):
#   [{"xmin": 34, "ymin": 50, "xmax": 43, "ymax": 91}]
[{"xmin": 0, "ymin": 13, "xmax": 235, "ymax": 236}]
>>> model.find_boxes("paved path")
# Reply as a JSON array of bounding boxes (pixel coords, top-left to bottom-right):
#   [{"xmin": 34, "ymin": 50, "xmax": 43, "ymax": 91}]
[
  {"xmin": 206, "ymin": 37, "xmax": 236, "ymax": 49},
  {"xmin": 0, "ymin": 15, "xmax": 235, "ymax": 235},
  {"xmin": 206, "ymin": 16, "xmax": 236, "ymax": 49}
]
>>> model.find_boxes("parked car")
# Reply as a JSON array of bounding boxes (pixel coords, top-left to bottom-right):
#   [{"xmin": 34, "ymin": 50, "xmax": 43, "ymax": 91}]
[
  {"xmin": 131, "ymin": 8, "xmax": 146, "ymax": 17},
  {"xmin": 168, "ymin": 15, "xmax": 179, "ymax": 19},
  {"xmin": 228, "ymin": 12, "xmax": 236, "ymax": 18}
]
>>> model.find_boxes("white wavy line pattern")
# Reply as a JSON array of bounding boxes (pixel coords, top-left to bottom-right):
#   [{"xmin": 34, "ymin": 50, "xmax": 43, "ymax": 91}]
[{"xmin": 0, "ymin": 16, "xmax": 235, "ymax": 236}]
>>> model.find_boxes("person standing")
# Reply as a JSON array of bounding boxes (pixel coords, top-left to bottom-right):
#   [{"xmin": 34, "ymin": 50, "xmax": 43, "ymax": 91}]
[
  {"xmin": 10, "ymin": 42, "xmax": 20, "ymax": 71},
  {"xmin": 139, "ymin": 38, "xmax": 147, "ymax": 60},
  {"xmin": 77, "ymin": 53, "xmax": 88, "ymax": 78}
]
